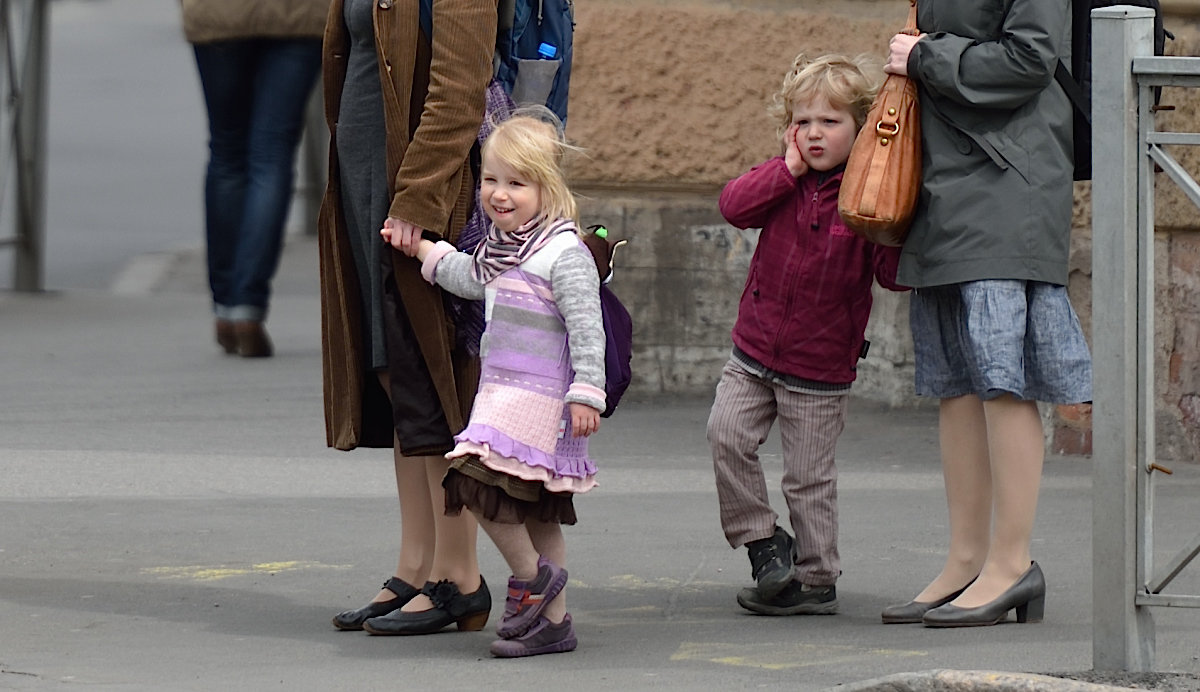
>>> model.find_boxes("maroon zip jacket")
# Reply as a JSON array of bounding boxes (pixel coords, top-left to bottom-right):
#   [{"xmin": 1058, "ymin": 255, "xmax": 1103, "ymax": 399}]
[{"xmin": 719, "ymin": 156, "xmax": 908, "ymax": 385}]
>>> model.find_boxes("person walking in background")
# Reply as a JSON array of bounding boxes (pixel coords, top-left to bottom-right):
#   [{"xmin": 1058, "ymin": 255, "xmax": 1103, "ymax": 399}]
[
  {"xmin": 182, "ymin": 0, "xmax": 328, "ymax": 358},
  {"xmin": 320, "ymin": 0, "xmax": 495, "ymax": 636},
  {"xmin": 878, "ymin": 0, "xmax": 1092, "ymax": 628},
  {"xmin": 401, "ymin": 112, "xmax": 603, "ymax": 658},
  {"xmin": 708, "ymin": 54, "xmax": 907, "ymax": 617}
]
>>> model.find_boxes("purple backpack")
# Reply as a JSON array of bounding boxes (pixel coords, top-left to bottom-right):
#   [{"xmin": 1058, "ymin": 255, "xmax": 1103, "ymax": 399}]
[
  {"xmin": 598, "ymin": 283, "xmax": 633, "ymax": 417},
  {"xmin": 583, "ymin": 225, "xmax": 632, "ymax": 418}
]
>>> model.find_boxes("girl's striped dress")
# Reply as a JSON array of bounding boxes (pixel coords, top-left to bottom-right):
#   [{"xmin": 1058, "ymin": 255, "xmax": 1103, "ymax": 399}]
[{"xmin": 421, "ymin": 222, "xmax": 606, "ymax": 495}]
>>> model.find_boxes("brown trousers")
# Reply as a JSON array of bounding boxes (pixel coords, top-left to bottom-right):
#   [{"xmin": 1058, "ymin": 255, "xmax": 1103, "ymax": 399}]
[{"xmin": 706, "ymin": 360, "xmax": 847, "ymax": 586}]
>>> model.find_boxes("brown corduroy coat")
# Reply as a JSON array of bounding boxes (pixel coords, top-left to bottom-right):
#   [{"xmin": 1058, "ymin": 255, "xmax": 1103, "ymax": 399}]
[{"xmin": 318, "ymin": 0, "xmax": 497, "ymax": 452}]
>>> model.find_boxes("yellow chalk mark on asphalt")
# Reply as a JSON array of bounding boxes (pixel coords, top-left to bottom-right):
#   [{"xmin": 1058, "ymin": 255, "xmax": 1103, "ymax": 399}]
[
  {"xmin": 143, "ymin": 561, "xmax": 349, "ymax": 582},
  {"xmin": 671, "ymin": 642, "xmax": 927, "ymax": 670},
  {"xmin": 601, "ymin": 605, "xmax": 662, "ymax": 616},
  {"xmin": 607, "ymin": 574, "xmax": 724, "ymax": 590}
]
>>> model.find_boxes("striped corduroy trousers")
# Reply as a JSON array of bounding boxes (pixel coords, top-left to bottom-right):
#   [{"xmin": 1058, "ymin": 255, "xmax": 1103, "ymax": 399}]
[{"xmin": 706, "ymin": 359, "xmax": 847, "ymax": 586}]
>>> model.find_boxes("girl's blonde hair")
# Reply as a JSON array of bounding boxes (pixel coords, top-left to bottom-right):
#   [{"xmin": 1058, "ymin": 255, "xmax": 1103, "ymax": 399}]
[
  {"xmin": 768, "ymin": 53, "xmax": 883, "ymax": 140},
  {"xmin": 481, "ymin": 108, "xmax": 579, "ymax": 224}
]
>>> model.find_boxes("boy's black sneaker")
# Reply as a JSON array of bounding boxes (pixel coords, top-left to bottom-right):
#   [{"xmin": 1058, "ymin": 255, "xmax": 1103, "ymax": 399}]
[
  {"xmin": 736, "ymin": 581, "xmax": 838, "ymax": 616},
  {"xmin": 745, "ymin": 526, "xmax": 795, "ymax": 600}
]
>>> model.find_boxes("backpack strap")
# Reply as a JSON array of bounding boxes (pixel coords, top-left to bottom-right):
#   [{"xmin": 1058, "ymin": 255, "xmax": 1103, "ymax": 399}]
[
  {"xmin": 497, "ymin": 0, "xmax": 516, "ymax": 34},
  {"xmin": 1055, "ymin": 60, "xmax": 1090, "ymax": 122}
]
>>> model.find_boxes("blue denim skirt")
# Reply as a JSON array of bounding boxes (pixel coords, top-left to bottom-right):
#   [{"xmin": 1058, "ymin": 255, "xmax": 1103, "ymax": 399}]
[{"xmin": 910, "ymin": 280, "xmax": 1093, "ymax": 403}]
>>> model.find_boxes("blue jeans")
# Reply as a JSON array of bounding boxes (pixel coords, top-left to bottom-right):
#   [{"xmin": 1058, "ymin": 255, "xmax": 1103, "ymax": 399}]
[{"xmin": 193, "ymin": 38, "xmax": 322, "ymax": 321}]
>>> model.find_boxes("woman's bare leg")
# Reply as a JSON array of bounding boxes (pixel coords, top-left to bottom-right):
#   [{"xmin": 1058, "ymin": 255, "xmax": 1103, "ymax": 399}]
[
  {"xmin": 914, "ymin": 394, "xmax": 992, "ymax": 603},
  {"xmin": 951, "ymin": 394, "xmax": 1043, "ymax": 607},
  {"xmin": 423, "ymin": 455, "xmax": 481, "ymax": 597},
  {"xmin": 352, "ymin": 435, "xmax": 439, "ymax": 610},
  {"xmin": 368, "ymin": 366, "xmax": 482, "ymax": 610},
  {"xmin": 359, "ymin": 372, "xmax": 438, "ymax": 610}
]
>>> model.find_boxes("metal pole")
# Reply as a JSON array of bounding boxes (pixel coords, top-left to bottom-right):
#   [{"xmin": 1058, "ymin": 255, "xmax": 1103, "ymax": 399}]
[
  {"xmin": 1090, "ymin": 5, "xmax": 1156, "ymax": 671},
  {"xmin": 13, "ymin": 0, "xmax": 46, "ymax": 291}
]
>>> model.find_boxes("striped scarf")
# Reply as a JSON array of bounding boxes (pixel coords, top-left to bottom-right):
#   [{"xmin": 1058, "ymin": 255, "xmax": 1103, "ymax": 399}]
[{"xmin": 471, "ymin": 216, "xmax": 574, "ymax": 283}]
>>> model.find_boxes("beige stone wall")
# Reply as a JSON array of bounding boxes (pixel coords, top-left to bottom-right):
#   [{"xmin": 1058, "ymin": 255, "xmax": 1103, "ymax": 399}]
[
  {"xmin": 567, "ymin": 1, "xmax": 1200, "ymax": 460},
  {"xmin": 1165, "ymin": 0, "xmax": 1200, "ymax": 15}
]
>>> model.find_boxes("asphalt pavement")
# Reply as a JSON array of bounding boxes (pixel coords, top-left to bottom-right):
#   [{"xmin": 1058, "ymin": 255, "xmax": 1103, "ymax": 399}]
[{"xmin": 3, "ymin": 234, "xmax": 1200, "ymax": 691}]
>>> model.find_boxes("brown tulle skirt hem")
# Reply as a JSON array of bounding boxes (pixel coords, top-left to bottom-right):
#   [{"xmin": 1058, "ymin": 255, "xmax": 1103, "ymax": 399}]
[{"xmin": 442, "ymin": 456, "xmax": 577, "ymax": 525}]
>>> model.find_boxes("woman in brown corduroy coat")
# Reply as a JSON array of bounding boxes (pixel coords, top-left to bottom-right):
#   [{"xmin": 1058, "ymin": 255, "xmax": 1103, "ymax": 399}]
[{"xmin": 319, "ymin": 0, "xmax": 498, "ymax": 635}]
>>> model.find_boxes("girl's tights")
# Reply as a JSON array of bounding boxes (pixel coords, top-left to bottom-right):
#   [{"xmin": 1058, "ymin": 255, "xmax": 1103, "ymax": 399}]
[{"xmin": 475, "ymin": 514, "xmax": 568, "ymax": 624}]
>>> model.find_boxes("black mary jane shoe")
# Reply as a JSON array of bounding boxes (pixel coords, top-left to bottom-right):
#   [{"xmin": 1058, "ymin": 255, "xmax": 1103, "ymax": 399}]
[
  {"xmin": 331, "ymin": 577, "xmax": 423, "ymax": 631},
  {"xmin": 922, "ymin": 562, "xmax": 1046, "ymax": 628},
  {"xmin": 880, "ymin": 578, "xmax": 975, "ymax": 624},
  {"xmin": 362, "ymin": 577, "xmax": 491, "ymax": 636}
]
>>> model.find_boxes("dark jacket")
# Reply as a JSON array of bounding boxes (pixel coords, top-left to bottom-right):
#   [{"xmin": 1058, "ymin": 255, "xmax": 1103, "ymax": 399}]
[
  {"xmin": 720, "ymin": 157, "xmax": 906, "ymax": 385},
  {"xmin": 900, "ymin": 0, "xmax": 1074, "ymax": 288},
  {"xmin": 181, "ymin": 0, "xmax": 330, "ymax": 43},
  {"xmin": 318, "ymin": 0, "xmax": 497, "ymax": 451}
]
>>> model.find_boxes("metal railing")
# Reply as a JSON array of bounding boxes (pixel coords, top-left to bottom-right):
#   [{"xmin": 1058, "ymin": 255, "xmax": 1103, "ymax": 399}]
[
  {"xmin": 0, "ymin": 0, "xmax": 47, "ymax": 292},
  {"xmin": 1091, "ymin": 5, "xmax": 1200, "ymax": 671}
]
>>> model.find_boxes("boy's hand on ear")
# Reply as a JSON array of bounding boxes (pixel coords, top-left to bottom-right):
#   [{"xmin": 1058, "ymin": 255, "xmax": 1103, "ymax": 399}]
[{"xmin": 784, "ymin": 124, "xmax": 809, "ymax": 178}]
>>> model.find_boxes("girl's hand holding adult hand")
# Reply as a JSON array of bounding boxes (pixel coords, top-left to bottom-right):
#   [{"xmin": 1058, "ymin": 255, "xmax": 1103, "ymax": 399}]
[
  {"xmin": 380, "ymin": 217, "xmax": 423, "ymax": 256},
  {"xmin": 885, "ymin": 32, "xmax": 922, "ymax": 76},
  {"xmin": 784, "ymin": 123, "xmax": 809, "ymax": 179},
  {"xmin": 569, "ymin": 402, "xmax": 601, "ymax": 437}
]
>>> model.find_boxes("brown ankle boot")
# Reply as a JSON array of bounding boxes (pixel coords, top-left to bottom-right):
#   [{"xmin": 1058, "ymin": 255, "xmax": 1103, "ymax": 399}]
[
  {"xmin": 214, "ymin": 319, "xmax": 237, "ymax": 354},
  {"xmin": 233, "ymin": 320, "xmax": 272, "ymax": 358}
]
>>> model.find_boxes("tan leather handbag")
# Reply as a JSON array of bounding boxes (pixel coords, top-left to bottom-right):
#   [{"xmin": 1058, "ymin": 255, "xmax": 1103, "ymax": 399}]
[{"xmin": 837, "ymin": 0, "xmax": 921, "ymax": 247}]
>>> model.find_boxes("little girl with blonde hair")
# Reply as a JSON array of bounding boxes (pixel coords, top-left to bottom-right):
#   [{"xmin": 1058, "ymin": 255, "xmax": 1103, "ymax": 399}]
[{"xmin": 388, "ymin": 111, "xmax": 604, "ymax": 657}]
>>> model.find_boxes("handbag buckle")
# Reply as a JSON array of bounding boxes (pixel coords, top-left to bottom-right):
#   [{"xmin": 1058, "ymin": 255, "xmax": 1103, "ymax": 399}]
[{"xmin": 876, "ymin": 121, "xmax": 900, "ymax": 137}]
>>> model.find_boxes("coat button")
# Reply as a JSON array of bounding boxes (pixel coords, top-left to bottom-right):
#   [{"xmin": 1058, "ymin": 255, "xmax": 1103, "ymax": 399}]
[
  {"xmin": 955, "ymin": 132, "xmax": 972, "ymax": 155},
  {"xmin": 378, "ymin": 0, "xmax": 392, "ymax": 7}
]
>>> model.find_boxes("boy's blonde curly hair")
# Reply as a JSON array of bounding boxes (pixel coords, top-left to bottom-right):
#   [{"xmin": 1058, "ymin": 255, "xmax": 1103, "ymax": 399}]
[{"xmin": 768, "ymin": 53, "xmax": 883, "ymax": 141}]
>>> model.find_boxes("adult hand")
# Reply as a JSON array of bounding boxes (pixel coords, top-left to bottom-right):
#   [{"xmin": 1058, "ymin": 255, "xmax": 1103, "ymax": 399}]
[
  {"xmin": 380, "ymin": 217, "xmax": 423, "ymax": 256},
  {"xmin": 885, "ymin": 32, "xmax": 923, "ymax": 76},
  {"xmin": 569, "ymin": 402, "xmax": 601, "ymax": 437},
  {"xmin": 783, "ymin": 123, "xmax": 809, "ymax": 179}
]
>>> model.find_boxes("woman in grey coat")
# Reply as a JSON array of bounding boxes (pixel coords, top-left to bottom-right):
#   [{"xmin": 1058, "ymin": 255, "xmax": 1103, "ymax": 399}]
[{"xmin": 878, "ymin": 0, "xmax": 1092, "ymax": 628}]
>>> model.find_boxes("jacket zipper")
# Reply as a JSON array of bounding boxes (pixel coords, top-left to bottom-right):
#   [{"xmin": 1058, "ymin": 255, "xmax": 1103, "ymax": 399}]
[{"xmin": 772, "ymin": 180, "xmax": 820, "ymax": 363}]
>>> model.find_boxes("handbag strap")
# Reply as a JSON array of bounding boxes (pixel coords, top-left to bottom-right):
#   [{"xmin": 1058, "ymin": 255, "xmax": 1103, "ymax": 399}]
[{"xmin": 902, "ymin": 0, "xmax": 918, "ymax": 36}]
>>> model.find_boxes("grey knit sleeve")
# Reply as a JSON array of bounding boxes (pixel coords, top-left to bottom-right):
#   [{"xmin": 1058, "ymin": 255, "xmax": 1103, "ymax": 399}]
[
  {"xmin": 550, "ymin": 245, "xmax": 606, "ymax": 410},
  {"xmin": 433, "ymin": 251, "xmax": 486, "ymax": 300}
]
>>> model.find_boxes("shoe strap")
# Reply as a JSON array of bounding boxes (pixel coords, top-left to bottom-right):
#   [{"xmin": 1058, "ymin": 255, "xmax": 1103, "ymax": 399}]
[{"xmin": 382, "ymin": 577, "xmax": 417, "ymax": 600}]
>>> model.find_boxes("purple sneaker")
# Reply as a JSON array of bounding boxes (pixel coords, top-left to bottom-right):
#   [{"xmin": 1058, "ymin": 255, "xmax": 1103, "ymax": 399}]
[
  {"xmin": 489, "ymin": 614, "xmax": 577, "ymax": 658},
  {"xmin": 496, "ymin": 556, "xmax": 568, "ymax": 639}
]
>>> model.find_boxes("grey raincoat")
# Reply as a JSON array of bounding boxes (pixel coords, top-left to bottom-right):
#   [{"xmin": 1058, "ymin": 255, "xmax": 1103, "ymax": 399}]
[{"xmin": 899, "ymin": 0, "xmax": 1074, "ymax": 288}]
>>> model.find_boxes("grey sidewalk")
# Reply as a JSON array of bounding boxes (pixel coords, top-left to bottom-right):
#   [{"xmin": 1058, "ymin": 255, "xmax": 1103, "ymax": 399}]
[{"xmin": 3, "ymin": 234, "xmax": 1200, "ymax": 691}]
